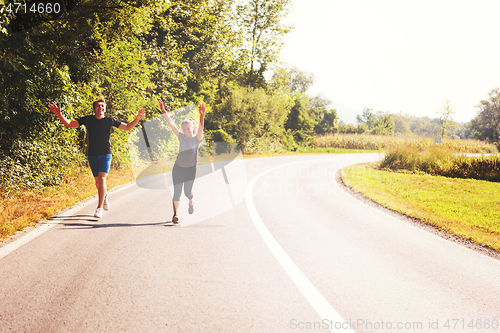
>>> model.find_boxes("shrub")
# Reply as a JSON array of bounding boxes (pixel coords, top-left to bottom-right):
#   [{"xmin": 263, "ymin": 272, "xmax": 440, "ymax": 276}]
[
  {"xmin": 0, "ymin": 137, "xmax": 84, "ymax": 194},
  {"xmin": 204, "ymin": 129, "xmax": 238, "ymax": 155},
  {"xmin": 204, "ymin": 129, "xmax": 235, "ymax": 144},
  {"xmin": 381, "ymin": 145, "xmax": 500, "ymax": 182}
]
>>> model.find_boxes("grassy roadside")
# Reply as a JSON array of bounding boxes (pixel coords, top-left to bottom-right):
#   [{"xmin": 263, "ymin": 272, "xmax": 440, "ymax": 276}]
[
  {"xmin": 0, "ymin": 166, "xmax": 135, "ymax": 242},
  {"xmin": 341, "ymin": 163, "xmax": 500, "ymax": 252}
]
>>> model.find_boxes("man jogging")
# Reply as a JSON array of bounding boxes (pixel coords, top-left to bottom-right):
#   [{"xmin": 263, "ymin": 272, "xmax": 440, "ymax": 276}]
[{"xmin": 48, "ymin": 99, "xmax": 145, "ymax": 218}]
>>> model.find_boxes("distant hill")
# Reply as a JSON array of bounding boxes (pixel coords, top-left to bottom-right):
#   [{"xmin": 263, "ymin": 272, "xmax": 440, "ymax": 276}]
[{"xmin": 329, "ymin": 101, "xmax": 361, "ymax": 125}]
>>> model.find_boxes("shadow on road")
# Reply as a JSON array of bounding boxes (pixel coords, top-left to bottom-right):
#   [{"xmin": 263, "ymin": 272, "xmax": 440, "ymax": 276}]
[{"xmin": 49, "ymin": 216, "xmax": 176, "ymax": 229}]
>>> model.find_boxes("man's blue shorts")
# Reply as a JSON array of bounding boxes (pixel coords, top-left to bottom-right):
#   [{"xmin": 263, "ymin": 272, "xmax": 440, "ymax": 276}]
[{"xmin": 88, "ymin": 154, "xmax": 112, "ymax": 177}]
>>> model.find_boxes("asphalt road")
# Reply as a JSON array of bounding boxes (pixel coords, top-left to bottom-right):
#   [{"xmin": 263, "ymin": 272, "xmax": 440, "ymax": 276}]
[{"xmin": 1, "ymin": 154, "xmax": 500, "ymax": 333}]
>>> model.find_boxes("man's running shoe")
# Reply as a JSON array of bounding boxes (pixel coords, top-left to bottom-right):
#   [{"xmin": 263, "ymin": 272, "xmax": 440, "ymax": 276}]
[
  {"xmin": 94, "ymin": 208, "xmax": 103, "ymax": 218},
  {"xmin": 103, "ymin": 194, "xmax": 109, "ymax": 211},
  {"xmin": 172, "ymin": 214, "xmax": 179, "ymax": 224},
  {"xmin": 188, "ymin": 204, "xmax": 194, "ymax": 214}
]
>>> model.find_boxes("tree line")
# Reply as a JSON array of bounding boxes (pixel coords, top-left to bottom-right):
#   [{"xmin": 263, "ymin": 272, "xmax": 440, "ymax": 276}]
[{"xmin": 341, "ymin": 91, "xmax": 500, "ymax": 145}]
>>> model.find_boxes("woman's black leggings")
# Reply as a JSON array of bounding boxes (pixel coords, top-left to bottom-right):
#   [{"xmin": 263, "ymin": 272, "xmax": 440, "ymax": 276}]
[{"xmin": 172, "ymin": 163, "xmax": 197, "ymax": 201}]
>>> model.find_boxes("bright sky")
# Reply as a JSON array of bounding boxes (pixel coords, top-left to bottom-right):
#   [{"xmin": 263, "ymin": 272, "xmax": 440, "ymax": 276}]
[{"xmin": 280, "ymin": 0, "xmax": 500, "ymax": 124}]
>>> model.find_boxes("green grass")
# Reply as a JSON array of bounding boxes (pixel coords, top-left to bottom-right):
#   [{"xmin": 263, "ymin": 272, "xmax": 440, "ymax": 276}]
[
  {"xmin": 342, "ymin": 163, "xmax": 500, "ymax": 252},
  {"xmin": 0, "ymin": 166, "xmax": 135, "ymax": 241}
]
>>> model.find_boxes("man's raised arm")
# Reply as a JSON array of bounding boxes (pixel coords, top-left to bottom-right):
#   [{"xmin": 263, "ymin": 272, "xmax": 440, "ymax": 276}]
[
  {"xmin": 119, "ymin": 108, "xmax": 145, "ymax": 131},
  {"xmin": 48, "ymin": 102, "xmax": 79, "ymax": 128}
]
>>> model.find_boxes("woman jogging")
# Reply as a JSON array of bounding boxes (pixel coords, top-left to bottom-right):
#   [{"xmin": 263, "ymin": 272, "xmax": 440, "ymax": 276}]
[{"xmin": 159, "ymin": 100, "xmax": 205, "ymax": 224}]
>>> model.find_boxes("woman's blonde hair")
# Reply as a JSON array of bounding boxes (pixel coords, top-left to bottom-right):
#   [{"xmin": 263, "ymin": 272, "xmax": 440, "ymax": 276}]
[{"xmin": 181, "ymin": 118, "xmax": 197, "ymax": 134}]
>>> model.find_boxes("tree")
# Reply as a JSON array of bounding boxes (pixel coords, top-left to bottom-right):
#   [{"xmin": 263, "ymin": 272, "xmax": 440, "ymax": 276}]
[
  {"xmin": 308, "ymin": 94, "xmax": 329, "ymax": 122},
  {"xmin": 392, "ymin": 112, "xmax": 410, "ymax": 136},
  {"xmin": 309, "ymin": 95, "xmax": 338, "ymax": 134},
  {"xmin": 356, "ymin": 108, "xmax": 394, "ymax": 135},
  {"xmin": 215, "ymin": 85, "xmax": 292, "ymax": 153},
  {"xmin": 285, "ymin": 94, "xmax": 315, "ymax": 143},
  {"xmin": 0, "ymin": 0, "xmax": 160, "ymax": 152},
  {"xmin": 315, "ymin": 109, "xmax": 338, "ymax": 134},
  {"xmin": 370, "ymin": 113, "xmax": 395, "ymax": 135},
  {"xmin": 284, "ymin": 66, "xmax": 314, "ymax": 93},
  {"xmin": 235, "ymin": 0, "xmax": 293, "ymax": 87},
  {"xmin": 437, "ymin": 99, "xmax": 455, "ymax": 138},
  {"xmin": 148, "ymin": 0, "xmax": 245, "ymax": 107},
  {"xmin": 471, "ymin": 88, "xmax": 500, "ymax": 143},
  {"xmin": 356, "ymin": 108, "xmax": 377, "ymax": 129}
]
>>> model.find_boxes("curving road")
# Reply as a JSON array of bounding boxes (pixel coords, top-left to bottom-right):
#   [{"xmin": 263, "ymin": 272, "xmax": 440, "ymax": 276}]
[{"xmin": 1, "ymin": 154, "xmax": 500, "ymax": 332}]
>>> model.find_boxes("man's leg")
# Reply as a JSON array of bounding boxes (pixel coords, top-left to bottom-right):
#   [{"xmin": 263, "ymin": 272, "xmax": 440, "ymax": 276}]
[{"xmin": 95, "ymin": 172, "xmax": 108, "ymax": 209}]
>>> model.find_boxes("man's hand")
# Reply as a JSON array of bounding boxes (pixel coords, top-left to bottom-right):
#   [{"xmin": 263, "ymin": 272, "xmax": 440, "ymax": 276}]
[
  {"xmin": 120, "ymin": 108, "xmax": 146, "ymax": 131},
  {"xmin": 48, "ymin": 102, "xmax": 61, "ymax": 116},
  {"xmin": 48, "ymin": 102, "xmax": 79, "ymax": 128}
]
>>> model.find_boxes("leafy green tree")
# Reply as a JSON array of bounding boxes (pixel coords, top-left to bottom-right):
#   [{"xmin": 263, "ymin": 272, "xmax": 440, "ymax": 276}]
[
  {"xmin": 407, "ymin": 115, "xmax": 439, "ymax": 137},
  {"xmin": 392, "ymin": 112, "xmax": 411, "ymax": 136},
  {"xmin": 471, "ymin": 88, "xmax": 500, "ymax": 143},
  {"xmin": 308, "ymin": 94, "xmax": 330, "ymax": 122},
  {"xmin": 215, "ymin": 84, "xmax": 291, "ymax": 153},
  {"xmin": 147, "ymin": 1, "xmax": 241, "ymax": 104},
  {"xmin": 284, "ymin": 66, "xmax": 314, "ymax": 93},
  {"xmin": 370, "ymin": 113, "xmax": 395, "ymax": 135},
  {"xmin": 315, "ymin": 109, "xmax": 338, "ymax": 134},
  {"xmin": 0, "ymin": 0, "xmax": 159, "ymax": 151},
  {"xmin": 356, "ymin": 108, "xmax": 377, "ymax": 130},
  {"xmin": 285, "ymin": 94, "xmax": 315, "ymax": 143},
  {"xmin": 356, "ymin": 108, "xmax": 394, "ymax": 135},
  {"xmin": 0, "ymin": 0, "xmax": 166, "ymax": 186},
  {"xmin": 235, "ymin": 0, "xmax": 293, "ymax": 87}
]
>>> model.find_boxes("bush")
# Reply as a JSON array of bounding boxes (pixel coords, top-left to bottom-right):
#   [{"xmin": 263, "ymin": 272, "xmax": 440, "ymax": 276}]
[
  {"xmin": 381, "ymin": 145, "xmax": 500, "ymax": 182},
  {"xmin": 0, "ymin": 137, "xmax": 84, "ymax": 193},
  {"xmin": 204, "ymin": 129, "xmax": 235, "ymax": 144},
  {"xmin": 203, "ymin": 129, "xmax": 238, "ymax": 155}
]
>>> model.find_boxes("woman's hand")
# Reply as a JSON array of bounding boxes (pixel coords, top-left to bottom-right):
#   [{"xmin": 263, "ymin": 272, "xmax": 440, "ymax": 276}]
[
  {"xmin": 137, "ymin": 108, "xmax": 145, "ymax": 119},
  {"xmin": 158, "ymin": 99, "xmax": 166, "ymax": 114},
  {"xmin": 199, "ymin": 104, "xmax": 206, "ymax": 117}
]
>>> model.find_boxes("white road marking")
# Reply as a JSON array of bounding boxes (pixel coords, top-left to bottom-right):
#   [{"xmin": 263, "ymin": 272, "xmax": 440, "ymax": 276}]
[{"xmin": 246, "ymin": 160, "xmax": 355, "ymax": 333}]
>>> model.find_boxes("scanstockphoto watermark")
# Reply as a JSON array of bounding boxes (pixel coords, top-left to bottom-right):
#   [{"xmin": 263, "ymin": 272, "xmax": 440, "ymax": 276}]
[
  {"xmin": 290, "ymin": 318, "xmax": 500, "ymax": 331},
  {"xmin": 250, "ymin": 162, "xmax": 382, "ymax": 198},
  {"xmin": 252, "ymin": 179, "xmax": 342, "ymax": 197},
  {"xmin": 290, "ymin": 318, "xmax": 425, "ymax": 331}
]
